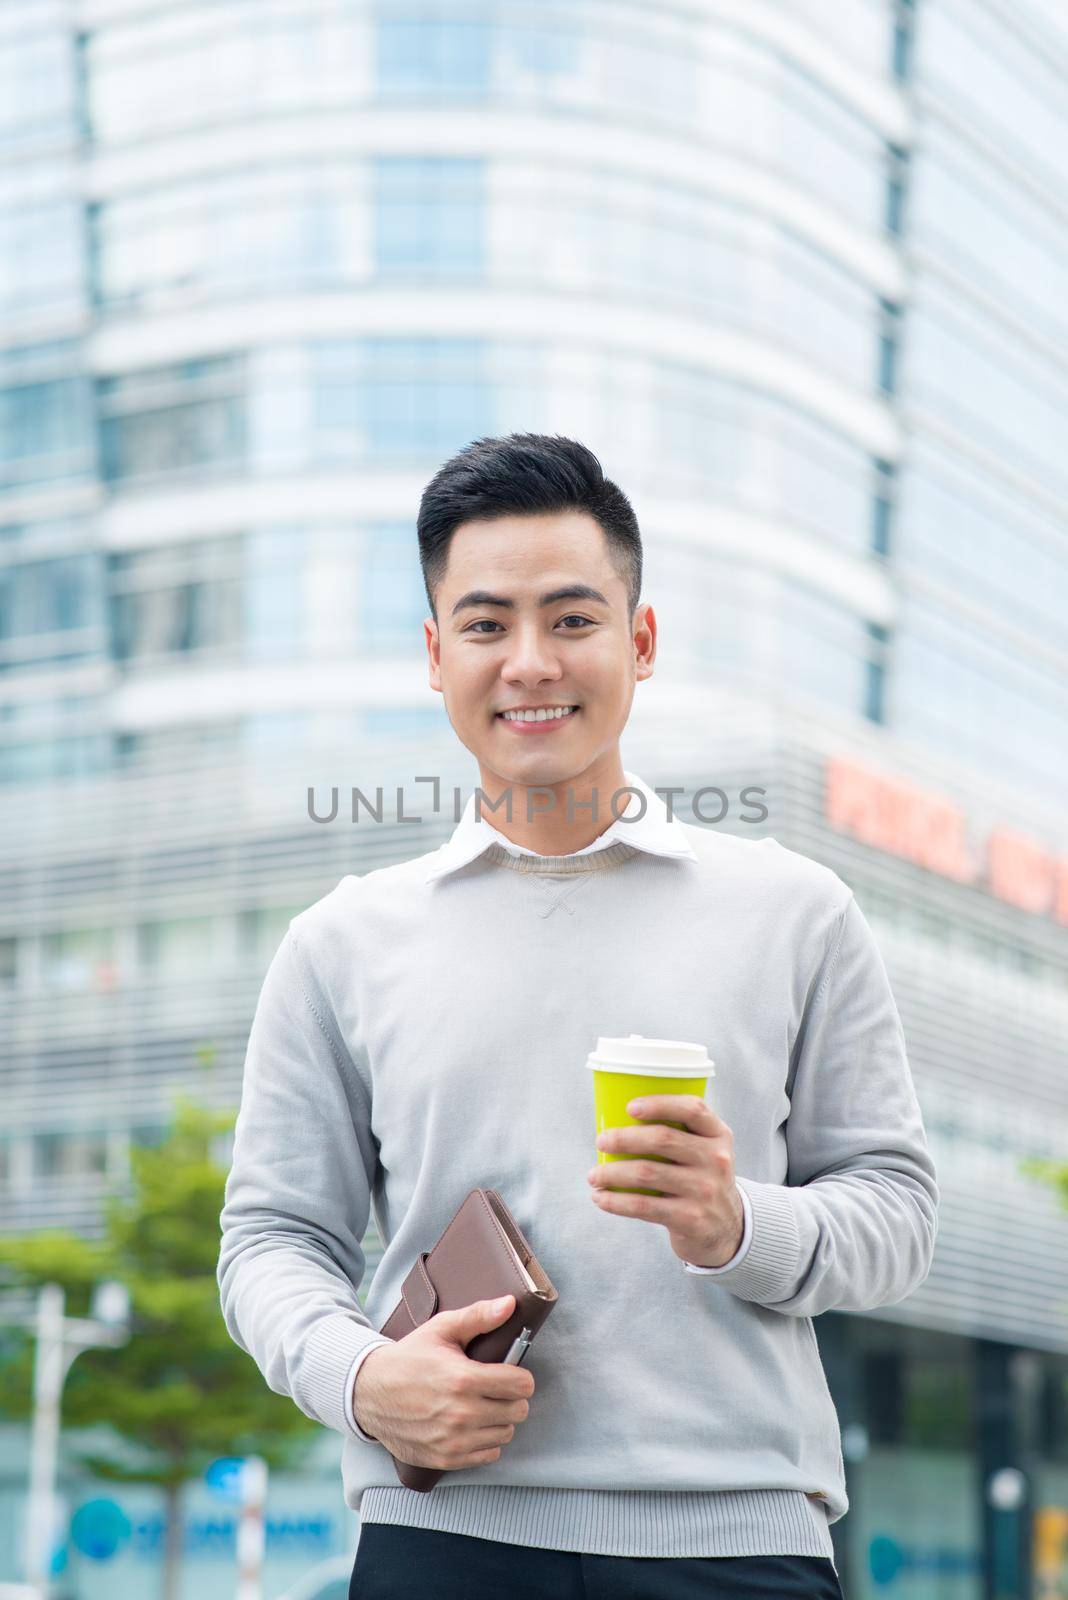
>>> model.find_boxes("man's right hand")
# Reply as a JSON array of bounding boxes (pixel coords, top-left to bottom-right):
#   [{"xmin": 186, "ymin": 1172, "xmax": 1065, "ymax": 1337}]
[{"xmin": 352, "ymin": 1293, "xmax": 535, "ymax": 1471}]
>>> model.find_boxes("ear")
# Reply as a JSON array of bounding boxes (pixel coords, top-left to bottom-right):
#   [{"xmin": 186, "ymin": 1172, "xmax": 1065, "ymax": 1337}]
[
  {"xmin": 425, "ymin": 617, "xmax": 442, "ymax": 689},
  {"xmin": 634, "ymin": 602, "xmax": 657, "ymax": 676}
]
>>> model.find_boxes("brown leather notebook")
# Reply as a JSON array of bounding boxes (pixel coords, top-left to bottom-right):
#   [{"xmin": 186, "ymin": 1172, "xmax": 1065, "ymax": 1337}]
[{"xmin": 374, "ymin": 1187, "xmax": 559, "ymax": 1492}]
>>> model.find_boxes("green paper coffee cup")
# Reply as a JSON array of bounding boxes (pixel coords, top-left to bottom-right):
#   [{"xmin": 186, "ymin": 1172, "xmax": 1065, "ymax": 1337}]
[{"xmin": 586, "ymin": 1033, "xmax": 715, "ymax": 1197}]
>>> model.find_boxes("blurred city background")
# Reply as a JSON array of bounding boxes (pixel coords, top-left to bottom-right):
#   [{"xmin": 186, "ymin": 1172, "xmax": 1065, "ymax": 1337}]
[{"xmin": 0, "ymin": 0, "xmax": 1066, "ymax": 1596}]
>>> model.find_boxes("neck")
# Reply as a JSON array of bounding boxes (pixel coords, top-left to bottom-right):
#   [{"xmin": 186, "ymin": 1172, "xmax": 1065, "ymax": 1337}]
[{"xmin": 473, "ymin": 753, "xmax": 630, "ymax": 854}]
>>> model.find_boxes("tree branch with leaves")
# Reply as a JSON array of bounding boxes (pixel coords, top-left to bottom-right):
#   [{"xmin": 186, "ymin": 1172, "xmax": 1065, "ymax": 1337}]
[{"xmin": 0, "ymin": 1097, "xmax": 321, "ymax": 1600}]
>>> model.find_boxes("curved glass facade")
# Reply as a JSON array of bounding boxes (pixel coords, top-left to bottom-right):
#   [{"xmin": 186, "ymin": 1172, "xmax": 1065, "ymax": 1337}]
[
  {"xmin": 91, "ymin": 156, "xmax": 879, "ymax": 387},
  {"xmin": 895, "ymin": 0, "xmax": 1068, "ymax": 800},
  {"xmin": 0, "ymin": 0, "xmax": 909, "ymax": 789},
  {"xmin": 92, "ymin": 336, "xmax": 877, "ymax": 508}
]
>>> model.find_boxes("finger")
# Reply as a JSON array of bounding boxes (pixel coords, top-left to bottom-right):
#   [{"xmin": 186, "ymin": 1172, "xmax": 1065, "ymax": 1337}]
[
  {"xmin": 597, "ymin": 1118, "xmax": 722, "ymax": 1166},
  {"xmin": 470, "ymin": 1421, "xmax": 520, "ymax": 1443},
  {"xmin": 468, "ymin": 1390, "xmax": 533, "ymax": 1417},
  {"xmin": 471, "ymin": 1398, "xmax": 529, "ymax": 1426},
  {"xmin": 469, "ymin": 1367, "xmax": 536, "ymax": 1400},
  {"xmin": 626, "ymin": 1095, "xmax": 727, "ymax": 1135},
  {"xmin": 591, "ymin": 1186, "xmax": 682, "ymax": 1221},
  {"xmin": 590, "ymin": 1159, "xmax": 690, "ymax": 1194}
]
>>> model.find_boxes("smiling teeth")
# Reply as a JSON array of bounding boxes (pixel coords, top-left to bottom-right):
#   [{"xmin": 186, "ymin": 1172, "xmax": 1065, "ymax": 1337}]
[{"xmin": 501, "ymin": 706, "xmax": 578, "ymax": 722}]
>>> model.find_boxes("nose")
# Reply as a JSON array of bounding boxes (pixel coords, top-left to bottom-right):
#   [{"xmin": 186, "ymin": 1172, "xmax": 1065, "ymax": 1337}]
[{"xmin": 500, "ymin": 622, "xmax": 566, "ymax": 686}]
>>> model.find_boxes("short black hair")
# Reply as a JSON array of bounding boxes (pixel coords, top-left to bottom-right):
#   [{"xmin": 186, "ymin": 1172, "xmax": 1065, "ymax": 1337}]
[{"xmin": 417, "ymin": 432, "xmax": 642, "ymax": 623}]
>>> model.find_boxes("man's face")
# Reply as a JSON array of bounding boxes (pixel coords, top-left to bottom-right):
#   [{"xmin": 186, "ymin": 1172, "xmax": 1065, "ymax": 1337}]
[{"xmin": 425, "ymin": 510, "xmax": 655, "ymax": 792}]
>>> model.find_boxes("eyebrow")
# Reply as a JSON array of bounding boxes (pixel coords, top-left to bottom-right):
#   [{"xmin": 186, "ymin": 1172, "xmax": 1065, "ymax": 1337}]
[{"xmin": 450, "ymin": 584, "xmax": 610, "ymax": 619}]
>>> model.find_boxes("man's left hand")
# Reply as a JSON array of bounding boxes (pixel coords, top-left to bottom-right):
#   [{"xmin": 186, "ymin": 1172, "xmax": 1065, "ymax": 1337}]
[{"xmin": 586, "ymin": 1095, "xmax": 745, "ymax": 1267}]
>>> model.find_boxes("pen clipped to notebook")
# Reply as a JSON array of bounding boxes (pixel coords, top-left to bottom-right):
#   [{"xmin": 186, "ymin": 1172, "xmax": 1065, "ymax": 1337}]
[{"xmin": 503, "ymin": 1326, "xmax": 534, "ymax": 1364}]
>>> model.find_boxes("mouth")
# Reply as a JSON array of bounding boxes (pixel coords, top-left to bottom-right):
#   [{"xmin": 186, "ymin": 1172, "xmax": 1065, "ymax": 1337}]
[{"xmin": 495, "ymin": 705, "xmax": 581, "ymax": 732}]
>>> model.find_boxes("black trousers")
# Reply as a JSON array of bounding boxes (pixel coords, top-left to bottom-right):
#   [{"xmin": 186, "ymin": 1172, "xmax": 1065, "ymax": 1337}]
[{"xmin": 350, "ymin": 1524, "xmax": 845, "ymax": 1599}]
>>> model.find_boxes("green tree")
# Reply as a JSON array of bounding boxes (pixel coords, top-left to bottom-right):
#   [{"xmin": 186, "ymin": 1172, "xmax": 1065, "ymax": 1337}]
[
  {"xmin": 1022, "ymin": 1155, "xmax": 1068, "ymax": 1213},
  {"xmin": 1022, "ymin": 1154, "xmax": 1068, "ymax": 1433},
  {"xmin": 0, "ymin": 1098, "xmax": 320, "ymax": 1600}
]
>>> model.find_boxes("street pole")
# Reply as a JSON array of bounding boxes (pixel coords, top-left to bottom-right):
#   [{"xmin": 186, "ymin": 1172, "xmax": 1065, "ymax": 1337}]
[
  {"xmin": 25, "ymin": 1285, "xmax": 66, "ymax": 1598},
  {"xmin": 17, "ymin": 1281, "xmax": 130, "ymax": 1600},
  {"xmin": 235, "ymin": 1456, "xmax": 268, "ymax": 1600}
]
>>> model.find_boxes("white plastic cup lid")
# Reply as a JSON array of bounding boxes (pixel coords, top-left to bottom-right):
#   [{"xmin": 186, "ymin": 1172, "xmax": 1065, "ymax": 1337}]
[{"xmin": 585, "ymin": 1033, "xmax": 714, "ymax": 1078}]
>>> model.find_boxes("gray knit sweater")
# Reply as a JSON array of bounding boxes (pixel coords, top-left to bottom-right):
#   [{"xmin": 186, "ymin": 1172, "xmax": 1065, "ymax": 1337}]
[{"xmin": 217, "ymin": 772, "xmax": 938, "ymax": 1559}]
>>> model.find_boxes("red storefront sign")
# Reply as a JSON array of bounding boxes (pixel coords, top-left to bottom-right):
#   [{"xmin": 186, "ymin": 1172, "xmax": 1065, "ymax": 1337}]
[{"xmin": 824, "ymin": 756, "xmax": 1068, "ymax": 927}]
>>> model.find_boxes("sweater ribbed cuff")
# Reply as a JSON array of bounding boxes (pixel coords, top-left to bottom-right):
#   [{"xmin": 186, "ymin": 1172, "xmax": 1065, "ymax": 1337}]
[
  {"xmin": 300, "ymin": 1313, "xmax": 395, "ymax": 1437},
  {"xmin": 344, "ymin": 1339, "xmax": 397, "ymax": 1443},
  {"xmin": 692, "ymin": 1176, "xmax": 802, "ymax": 1303}
]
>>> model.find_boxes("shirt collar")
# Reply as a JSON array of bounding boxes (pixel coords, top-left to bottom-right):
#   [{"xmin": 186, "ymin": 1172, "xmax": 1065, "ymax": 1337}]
[{"xmin": 424, "ymin": 769, "xmax": 697, "ymax": 884}]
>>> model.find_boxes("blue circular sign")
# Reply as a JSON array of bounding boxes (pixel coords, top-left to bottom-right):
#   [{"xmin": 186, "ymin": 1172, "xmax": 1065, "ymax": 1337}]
[
  {"xmin": 869, "ymin": 1535, "xmax": 903, "ymax": 1587},
  {"xmin": 205, "ymin": 1456, "xmax": 247, "ymax": 1501},
  {"xmin": 71, "ymin": 1499, "xmax": 131, "ymax": 1562}
]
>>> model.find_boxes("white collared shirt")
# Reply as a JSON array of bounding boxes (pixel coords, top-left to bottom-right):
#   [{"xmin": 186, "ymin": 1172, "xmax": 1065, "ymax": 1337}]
[{"xmin": 424, "ymin": 768, "xmax": 699, "ymax": 884}]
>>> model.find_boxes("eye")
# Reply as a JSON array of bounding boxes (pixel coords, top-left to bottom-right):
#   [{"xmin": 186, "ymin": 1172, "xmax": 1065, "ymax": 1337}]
[{"xmin": 462, "ymin": 616, "xmax": 595, "ymax": 635}]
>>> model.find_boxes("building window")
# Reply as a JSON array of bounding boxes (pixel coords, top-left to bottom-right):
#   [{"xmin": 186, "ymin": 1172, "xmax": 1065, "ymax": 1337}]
[
  {"xmin": 909, "ymin": 123, "xmax": 1062, "ymax": 336},
  {"xmin": 907, "ymin": 282, "xmax": 1063, "ymax": 487},
  {"xmin": 865, "ymin": 622, "xmax": 889, "ymax": 725},
  {"xmin": 363, "ymin": 706, "xmax": 449, "ymax": 738},
  {"xmin": 237, "ymin": 905, "xmax": 306, "ymax": 966},
  {"xmin": 85, "ymin": 10, "xmax": 368, "ymax": 145},
  {"xmin": 244, "ymin": 528, "xmax": 305, "ymax": 661},
  {"xmin": 32, "ymin": 1130, "xmax": 109, "ymax": 1180},
  {"xmin": 129, "ymin": 1125, "xmax": 167, "ymax": 1150},
  {"xmin": 894, "ymin": 589, "xmax": 1068, "ymax": 795},
  {"xmin": 242, "ymin": 713, "xmax": 308, "ymax": 753},
  {"xmin": 40, "ymin": 928, "xmax": 116, "ymax": 991},
  {"xmin": 0, "ymin": 29, "xmax": 77, "ymax": 150},
  {"xmin": 98, "ymin": 356, "xmax": 247, "ymax": 483},
  {"xmin": 891, "ymin": 2, "xmax": 915, "ymax": 83},
  {"xmin": 885, "ymin": 148, "xmax": 908, "ymax": 236},
  {"xmin": 312, "ymin": 336, "xmax": 494, "ymax": 460},
  {"xmin": 375, "ymin": 17, "xmax": 493, "ymax": 97},
  {"xmin": 877, "ymin": 300, "xmax": 901, "ymax": 396},
  {"xmin": 373, "ymin": 156, "xmax": 484, "ymax": 278},
  {"xmin": 872, "ymin": 462, "xmax": 895, "ymax": 558},
  {"xmin": 0, "ymin": 200, "xmax": 83, "ymax": 321},
  {"xmin": 0, "ymin": 554, "xmax": 102, "ymax": 673},
  {"xmin": 108, "ymin": 538, "xmax": 243, "ymax": 665},
  {"xmin": 913, "ymin": 1, "xmax": 1063, "ymax": 188},
  {"xmin": 775, "ymin": 60, "xmax": 885, "ymax": 233},
  {"xmin": 362, "ymin": 522, "xmax": 427, "ymax": 649},
  {"xmin": 137, "ymin": 915, "xmax": 223, "ymax": 980},
  {"xmin": 0, "ymin": 370, "xmax": 93, "ymax": 490},
  {"xmin": 114, "ymin": 723, "xmax": 241, "ymax": 771},
  {"xmin": 777, "ymin": 582, "xmax": 870, "ymax": 718},
  {"xmin": 92, "ymin": 168, "xmax": 368, "ymax": 312},
  {"xmin": 0, "ymin": 735, "xmax": 106, "ymax": 785}
]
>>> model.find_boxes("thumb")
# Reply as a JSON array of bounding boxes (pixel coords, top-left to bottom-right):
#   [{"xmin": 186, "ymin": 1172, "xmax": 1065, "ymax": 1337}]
[{"xmin": 432, "ymin": 1294, "xmax": 515, "ymax": 1348}]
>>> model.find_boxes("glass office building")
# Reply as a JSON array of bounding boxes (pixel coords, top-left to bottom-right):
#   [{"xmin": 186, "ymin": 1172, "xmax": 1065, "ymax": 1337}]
[{"xmin": 1, "ymin": 2, "xmax": 1066, "ymax": 1596}]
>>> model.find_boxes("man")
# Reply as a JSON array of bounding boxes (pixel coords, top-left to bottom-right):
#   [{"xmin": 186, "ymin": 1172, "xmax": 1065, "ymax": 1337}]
[{"xmin": 218, "ymin": 433, "xmax": 939, "ymax": 1599}]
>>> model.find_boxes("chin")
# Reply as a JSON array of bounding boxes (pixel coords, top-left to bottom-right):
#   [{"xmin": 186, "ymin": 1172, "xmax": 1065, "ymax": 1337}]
[{"xmin": 482, "ymin": 746, "xmax": 585, "ymax": 783}]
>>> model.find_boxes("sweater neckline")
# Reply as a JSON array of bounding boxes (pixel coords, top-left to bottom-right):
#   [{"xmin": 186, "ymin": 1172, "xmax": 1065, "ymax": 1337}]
[{"xmin": 481, "ymin": 839, "xmax": 640, "ymax": 875}]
